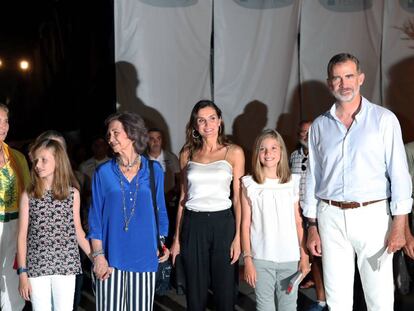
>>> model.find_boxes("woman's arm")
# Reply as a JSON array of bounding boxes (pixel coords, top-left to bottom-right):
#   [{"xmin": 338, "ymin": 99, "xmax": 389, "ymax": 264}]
[
  {"xmin": 229, "ymin": 145, "xmax": 245, "ymax": 264},
  {"xmin": 294, "ymin": 201, "xmax": 310, "ymax": 277},
  {"xmin": 240, "ymin": 182, "xmax": 256, "ymax": 288},
  {"xmin": 72, "ymin": 189, "xmax": 91, "ymax": 258},
  {"xmin": 88, "ymin": 169, "xmax": 111, "ymax": 280},
  {"xmin": 91, "ymin": 239, "xmax": 112, "ymax": 280},
  {"xmin": 17, "ymin": 191, "xmax": 31, "ymax": 301},
  {"xmin": 170, "ymin": 149, "xmax": 189, "ymax": 265},
  {"xmin": 153, "ymin": 161, "xmax": 168, "ymax": 237}
]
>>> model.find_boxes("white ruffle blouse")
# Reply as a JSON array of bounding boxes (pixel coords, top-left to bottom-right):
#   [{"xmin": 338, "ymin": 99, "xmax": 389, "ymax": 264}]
[{"xmin": 242, "ymin": 174, "xmax": 301, "ymax": 263}]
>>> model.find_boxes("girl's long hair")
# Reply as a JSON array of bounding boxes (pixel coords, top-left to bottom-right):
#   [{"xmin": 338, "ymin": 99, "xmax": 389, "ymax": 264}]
[
  {"xmin": 181, "ymin": 100, "xmax": 229, "ymax": 159},
  {"xmin": 251, "ymin": 129, "xmax": 291, "ymax": 184},
  {"xmin": 28, "ymin": 138, "xmax": 79, "ymax": 200}
]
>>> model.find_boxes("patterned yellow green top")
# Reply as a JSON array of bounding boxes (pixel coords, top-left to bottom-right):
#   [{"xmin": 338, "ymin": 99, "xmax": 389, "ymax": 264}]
[
  {"xmin": 0, "ymin": 162, "xmax": 19, "ymax": 221},
  {"xmin": 0, "ymin": 143, "xmax": 30, "ymax": 222}
]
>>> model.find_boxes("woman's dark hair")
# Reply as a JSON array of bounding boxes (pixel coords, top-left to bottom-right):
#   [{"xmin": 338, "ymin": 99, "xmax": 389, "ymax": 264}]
[
  {"xmin": 105, "ymin": 111, "xmax": 148, "ymax": 154},
  {"xmin": 181, "ymin": 100, "xmax": 229, "ymax": 159}
]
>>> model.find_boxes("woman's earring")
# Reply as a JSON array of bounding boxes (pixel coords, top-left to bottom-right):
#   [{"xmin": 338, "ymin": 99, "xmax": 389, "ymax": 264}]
[
  {"xmin": 192, "ymin": 129, "xmax": 200, "ymax": 139},
  {"xmin": 218, "ymin": 125, "xmax": 222, "ymax": 135}
]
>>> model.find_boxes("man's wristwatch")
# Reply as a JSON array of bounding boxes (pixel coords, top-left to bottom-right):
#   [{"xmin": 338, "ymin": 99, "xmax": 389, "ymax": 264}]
[{"xmin": 306, "ymin": 219, "xmax": 318, "ymax": 230}]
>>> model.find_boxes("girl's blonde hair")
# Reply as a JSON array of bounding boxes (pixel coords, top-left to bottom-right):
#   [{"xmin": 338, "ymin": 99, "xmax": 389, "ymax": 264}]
[
  {"xmin": 251, "ymin": 129, "xmax": 291, "ymax": 184},
  {"xmin": 28, "ymin": 138, "xmax": 79, "ymax": 200}
]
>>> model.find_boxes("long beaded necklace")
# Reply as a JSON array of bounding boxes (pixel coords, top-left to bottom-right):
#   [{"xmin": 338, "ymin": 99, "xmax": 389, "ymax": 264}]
[{"xmin": 118, "ymin": 155, "xmax": 141, "ymax": 231}]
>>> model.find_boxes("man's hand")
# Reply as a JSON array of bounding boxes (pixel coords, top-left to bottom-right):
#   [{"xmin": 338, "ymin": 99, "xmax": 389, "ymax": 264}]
[
  {"xmin": 387, "ymin": 215, "xmax": 407, "ymax": 253},
  {"xmin": 403, "ymin": 232, "xmax": 414, "ymax": 259},
  {"xmin": 306, "ymin": 226, "xmax": 322, "ymax": 257},
  {"xmin": 403, "ymin": 215, "xmax": 414, "ymax": 259}
]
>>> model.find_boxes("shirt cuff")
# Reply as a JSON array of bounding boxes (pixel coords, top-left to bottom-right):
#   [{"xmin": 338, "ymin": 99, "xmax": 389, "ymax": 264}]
[
  {"xmin": 389, "ymin": 198, "xmax": 413, "ymax": 215},
  {"xmin": 86, "ymin": 232, "xmax": 102, "ymax": 241},
  {"xmin": 302, "ymin": 203, "xmax": 317, "ymax": 219}
]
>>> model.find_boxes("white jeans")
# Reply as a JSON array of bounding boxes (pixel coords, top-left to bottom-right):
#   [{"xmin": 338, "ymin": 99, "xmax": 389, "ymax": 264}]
[
  {"xmin": 318, "ymin": 200, "xmax": 393, "ymax": 311},
  {"xmin": 0, "ymin": 220, "xmax": 25, "ymax": 311},
  {"xmin": 29, "ymin": 274, "xmax": 76, "ymax": 311}
]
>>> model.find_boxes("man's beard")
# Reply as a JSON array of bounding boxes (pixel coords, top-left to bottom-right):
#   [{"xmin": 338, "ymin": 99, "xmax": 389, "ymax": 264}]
[{"xmin": 332, "ymin": 84, "xmax": 360, "ymax": 103}]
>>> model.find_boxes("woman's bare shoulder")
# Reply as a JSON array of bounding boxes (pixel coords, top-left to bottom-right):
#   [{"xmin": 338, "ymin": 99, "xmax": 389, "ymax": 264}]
[{"xmin": 227, "ymin": 144, "xmax": 244, "ymax": 158}]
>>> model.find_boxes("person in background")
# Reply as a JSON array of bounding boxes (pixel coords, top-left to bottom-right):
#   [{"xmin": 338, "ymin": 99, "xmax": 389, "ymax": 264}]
[
  {"xmin": 146, "ymin": 128, "xmax": 180, "ymax": 207},
  {"xmin": 290, "ymin": 120, "xmax": 327, "ymax": 311},
  {"xmin": 170, "ymin": 100, "xmax": 245, "ymax": 311},
  {"xmin": 146, "ymin": 128, "xmax": 183, "ymax": 294},
  {"xmin": 0, "ymin": 103, "xmax": 30, "ymax": 311},
  {"xmin": 241, "ymin": 129, "xmax": 310, "ymax": 311},
  {"xmin": 88, "ymin": 111, "xmax": 169, "ymax": 310},
  {"xmin": 304, "ymin": 53, "xmax": 412, "ymax": 310},
  {"xmin": 17, "ymin": 138, "xmax": 90, "ymax": 310},
  {"xmin": 404, "ymin": 142, "xmax": 414, "ymax": 260},
  {"xmin": 79, "ymin": 137, "xmax": 110, "ymax": 182},
  {"xmin": 79, "ymin": 137, "xmax": 111, "ymax": 228}
]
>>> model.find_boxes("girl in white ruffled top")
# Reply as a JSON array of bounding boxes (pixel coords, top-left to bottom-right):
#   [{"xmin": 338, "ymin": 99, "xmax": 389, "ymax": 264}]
[{"xmin": 241, "ymin": 129, "xmax": 310, "ymax": 311}]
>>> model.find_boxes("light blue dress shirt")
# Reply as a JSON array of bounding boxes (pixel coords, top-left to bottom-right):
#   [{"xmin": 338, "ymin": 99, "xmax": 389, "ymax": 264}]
[{"xmin": 303, "ymin": 97, "xmax": 412, "ymax": 218}]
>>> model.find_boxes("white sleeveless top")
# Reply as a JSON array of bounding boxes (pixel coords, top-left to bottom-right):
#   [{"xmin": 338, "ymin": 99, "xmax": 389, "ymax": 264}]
[
  {"xmin": 242, "ymin": 174, "xmax": 301, "ymax": 263},
  {"xmin": 185, "ymin": 160, "xmax": 233, "ymax": 212}
]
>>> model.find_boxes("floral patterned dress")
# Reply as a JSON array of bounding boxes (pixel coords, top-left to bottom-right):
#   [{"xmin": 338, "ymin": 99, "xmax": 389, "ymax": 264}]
[{"xmin": 27, "ymin": 189, "xmax": 82, "ymax": 277}]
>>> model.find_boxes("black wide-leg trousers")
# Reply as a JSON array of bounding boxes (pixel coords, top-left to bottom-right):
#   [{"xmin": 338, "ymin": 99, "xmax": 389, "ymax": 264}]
[{"xmin": 181, "ymin": 208, "xmax": 237, "ymax": 311}]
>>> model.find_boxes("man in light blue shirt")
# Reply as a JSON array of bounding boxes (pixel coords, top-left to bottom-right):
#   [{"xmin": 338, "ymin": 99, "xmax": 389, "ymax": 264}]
[{"xmin": 303, "ymin": 53, "xmax": 412, "ymax": 310}]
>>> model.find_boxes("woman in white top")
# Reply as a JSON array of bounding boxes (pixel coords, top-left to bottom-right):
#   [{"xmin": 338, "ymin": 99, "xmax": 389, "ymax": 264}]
[
  {"xmin": 170, "ymin": 100, "xmax": 245, "ymax": 311},
  {"xmin": 241, "ymin": 129, "xmax": 310, "ymax": 311}
]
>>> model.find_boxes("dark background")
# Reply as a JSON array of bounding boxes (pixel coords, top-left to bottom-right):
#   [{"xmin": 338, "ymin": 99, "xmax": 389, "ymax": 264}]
[{"xmin": 0, "ymin": 0, "xmax": 115, "ymax": 146}]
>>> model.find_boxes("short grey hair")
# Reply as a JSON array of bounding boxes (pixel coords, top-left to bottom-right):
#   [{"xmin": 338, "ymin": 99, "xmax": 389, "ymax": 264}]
[{"xmin": 105, "ymin": 111, "xmax": 148, "ymax": 154}]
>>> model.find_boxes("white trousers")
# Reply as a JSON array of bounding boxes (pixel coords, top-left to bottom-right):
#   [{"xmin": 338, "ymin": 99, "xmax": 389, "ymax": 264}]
[
  {"xmin": 0, "ymin": 220, "xmax": 25, "ymax": 311},
  {"xmin": 318, "ymin": 200, "xmax": 393, "ymax": 311},
  {"xmin": 29, "ymin": 274, "xmax": 76, "ymax": 311}
]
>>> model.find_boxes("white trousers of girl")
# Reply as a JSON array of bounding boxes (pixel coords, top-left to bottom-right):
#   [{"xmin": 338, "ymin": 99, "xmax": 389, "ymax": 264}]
[
  {"xmin": 318, "ymin": 200, "xmax": 393, "ymax": 311},
  {"xmin": 29, "ymin": 274, "xmax": 76, "ymax": 311}
]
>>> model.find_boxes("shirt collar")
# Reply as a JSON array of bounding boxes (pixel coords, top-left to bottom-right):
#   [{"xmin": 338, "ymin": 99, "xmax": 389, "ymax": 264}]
[{"xmin": 328, "ymin": 96, "xmax": 367, "ymax": 124}]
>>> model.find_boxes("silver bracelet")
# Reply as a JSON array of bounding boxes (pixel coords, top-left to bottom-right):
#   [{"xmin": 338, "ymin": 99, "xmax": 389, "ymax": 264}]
[
  {"xmin": 92, "ymin": 249, "xmax": 104, "ymax": 258},
  {"xmin": 242, "ymin": 251, "xmax": 252, "ymax": 258}
]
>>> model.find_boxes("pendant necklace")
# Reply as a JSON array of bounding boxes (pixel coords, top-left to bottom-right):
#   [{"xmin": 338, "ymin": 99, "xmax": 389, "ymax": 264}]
[
  {"xmin": 118, "ymin": 155, "xmax": 141, "ymax": 231},
  {"xmin": 119, "ymin": 172, "xmax": 139, "ymax": 231}
]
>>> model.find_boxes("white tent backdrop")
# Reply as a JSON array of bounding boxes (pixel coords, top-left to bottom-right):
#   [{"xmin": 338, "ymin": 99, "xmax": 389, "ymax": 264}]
[
  {"xmin": 213, "ymin": 0, "xmax": 301, "ymax": 169},
  {"xmin": 114, "ymin": 0, "xmax": 212, "ymax": 152},
  {"xmin": 115, "ymin": 0, "xmax": 414, "ymax": 156},
  {"xmin": 299, "ymin": 0, "xmax": 383, "ymax": 119},
  {"xmin": 382, "ymin": 1, "xmax": 414, "ymax": 142}
]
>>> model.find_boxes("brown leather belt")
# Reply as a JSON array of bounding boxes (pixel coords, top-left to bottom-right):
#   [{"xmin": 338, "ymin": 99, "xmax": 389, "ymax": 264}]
[{"xmin": 321, "ymin": 199, "xmax": 386, "ymax": 209}]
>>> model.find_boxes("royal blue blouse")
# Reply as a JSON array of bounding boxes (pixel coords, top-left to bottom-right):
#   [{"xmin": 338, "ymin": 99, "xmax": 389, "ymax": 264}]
[{"xmin": 88, "ymin": 156, "xmax": 168, "ymax": 272}]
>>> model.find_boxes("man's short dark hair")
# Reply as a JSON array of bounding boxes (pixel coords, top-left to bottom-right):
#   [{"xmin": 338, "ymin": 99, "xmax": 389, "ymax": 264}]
[
  {"xmin": 148, "ymin": 128, "xmax": 163, "ymax": 136},
  {"xmin": 327, "ymin": 53, "xmax": 361, "ymax": 78}
]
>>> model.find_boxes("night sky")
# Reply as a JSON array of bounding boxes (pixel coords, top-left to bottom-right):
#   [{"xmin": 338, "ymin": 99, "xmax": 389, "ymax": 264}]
[{"xmin": 0, "ymin": 0, "xmax": 116, "ymax": 146}]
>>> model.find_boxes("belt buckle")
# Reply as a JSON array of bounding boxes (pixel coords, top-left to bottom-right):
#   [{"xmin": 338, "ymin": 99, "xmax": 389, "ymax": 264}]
[
  {"xmin": 339, "ymin": 201, "xmax": 350, "ymax": 208},
  {"xmin": 340, "ymin": 201, "xmax": 356, "ymax": 209}
]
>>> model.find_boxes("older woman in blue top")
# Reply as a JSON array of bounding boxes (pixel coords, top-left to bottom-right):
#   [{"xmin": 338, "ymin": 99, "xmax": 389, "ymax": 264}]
[{"xmin": 88, "ymin": 111, "xmax": 169, "ymax": 311}]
